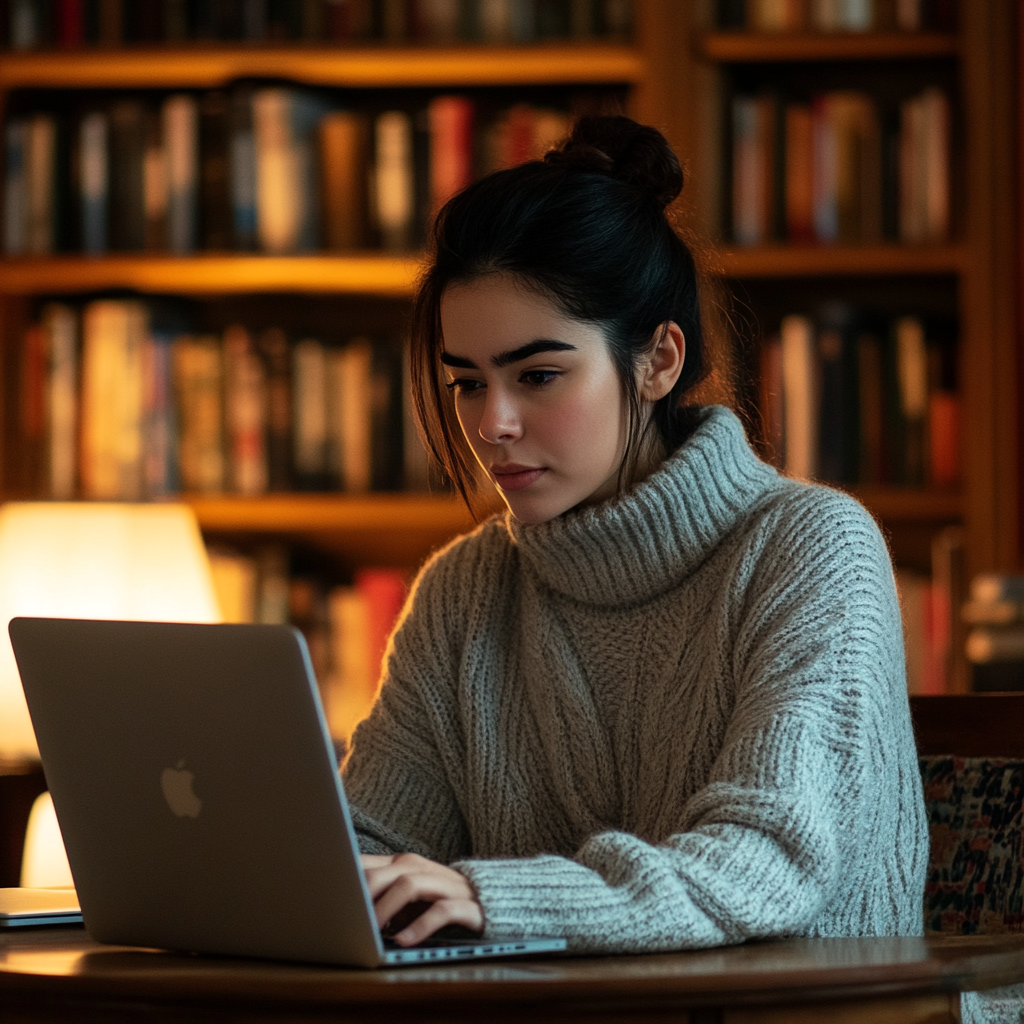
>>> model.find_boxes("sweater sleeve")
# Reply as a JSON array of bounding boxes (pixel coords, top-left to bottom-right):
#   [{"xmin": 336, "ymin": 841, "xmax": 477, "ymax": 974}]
[
  {"xmin": 454, "ymin": 494, "xmax": 911, "ymax": 953},
  {"xmin": 342, "ymin": 540, "xmax": 475, "ymax": 865}
]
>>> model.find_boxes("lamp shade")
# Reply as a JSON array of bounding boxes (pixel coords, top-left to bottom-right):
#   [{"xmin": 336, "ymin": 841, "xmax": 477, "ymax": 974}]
[{"xmin": 0, "ymin": 503, "xmax": 220, "ymax": 759}]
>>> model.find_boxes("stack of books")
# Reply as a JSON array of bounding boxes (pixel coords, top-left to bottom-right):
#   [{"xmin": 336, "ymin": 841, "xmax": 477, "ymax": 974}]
[
  {"xmin": 13, "ymin": 299, "xmax": 431, "ymax": 501},
  {"xmin": 208, "ymin": 543, "xmax": 407, "ymax": 748},
  {"xmin": 2, "ymin": 0, "xmax": 633, "ymax": 49},
  {"xmin": 716, "ymin": 0, "xmax": 956, "ymax": 32},
  {"xmin": 731, "ymin": 86, "xmax": 950, "ymax": 246},
  {"xmin": 759, "ymin": 307, "xmax": 958, "ymax": 488},
  {"xmin": 964, "ymin": 575, "xmax": 1024, "ymax": 692},
  {"xmin": 3, "ymin": 92, "xmax": 573, "ymax": 255}
]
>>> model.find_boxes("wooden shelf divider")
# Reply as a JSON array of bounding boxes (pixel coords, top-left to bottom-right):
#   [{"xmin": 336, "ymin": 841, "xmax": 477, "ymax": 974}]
[
  {"xmin": 715, "ymin": 243, "xmax": 966, "ymax": 278},
  {"xmin": 0, "ymin": 44, "xmax": 644, "ymax": 90},
  {"xmin": 699, "ymin": 31, "xmax": 958, "ymax": 63}
]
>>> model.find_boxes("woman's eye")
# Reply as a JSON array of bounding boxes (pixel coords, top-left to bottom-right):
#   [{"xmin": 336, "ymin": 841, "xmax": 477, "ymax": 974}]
[
  {"xmin": 445, "ymin": 378, "xmax": 484, "ymax": 395},
  {"xmin": 521, "ymin": 369, "xmax": 560, "ymax": 387}
]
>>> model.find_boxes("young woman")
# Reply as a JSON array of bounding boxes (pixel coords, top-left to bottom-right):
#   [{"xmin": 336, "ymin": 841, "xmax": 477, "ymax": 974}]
[{"xmin": 343, "ymin": 115, "xmax": 928, "ymax": 952}]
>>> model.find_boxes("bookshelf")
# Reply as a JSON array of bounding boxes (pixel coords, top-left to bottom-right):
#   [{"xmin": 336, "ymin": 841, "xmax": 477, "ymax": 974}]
[{"xmin": 0, "ymin": 0, "xmax": 1017, "ymax": 637}]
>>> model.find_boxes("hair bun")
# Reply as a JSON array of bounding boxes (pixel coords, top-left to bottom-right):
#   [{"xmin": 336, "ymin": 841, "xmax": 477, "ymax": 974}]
[{"xmin": 544, "ymin": 116, "xmax": 683, "ymax": 210}]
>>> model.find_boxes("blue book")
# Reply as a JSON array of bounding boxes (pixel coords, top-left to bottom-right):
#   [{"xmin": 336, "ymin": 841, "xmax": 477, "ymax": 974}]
[{"xmin": 79, "ymin": 111, "xmax": 108, "ymax": 254}]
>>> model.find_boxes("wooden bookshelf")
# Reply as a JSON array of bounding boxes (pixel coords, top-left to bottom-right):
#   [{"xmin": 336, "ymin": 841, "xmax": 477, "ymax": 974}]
[
  {"xmin": 715, "ymin": 244, "xmax": 967, "ymax": 278},
  {"xmin": 699, "ymin": 31, "xmax": 959, "ymax": 62},
  {"xmin": 0, "ymin": 44, "xmax": 644, "ymax": 90},
  {"xmin": 0, "ymin": 254, "xmax": 422, "ymax": 297},
  {"xmin": 847, "ymin": 488, "xmax": 963, "ymax": 523}
]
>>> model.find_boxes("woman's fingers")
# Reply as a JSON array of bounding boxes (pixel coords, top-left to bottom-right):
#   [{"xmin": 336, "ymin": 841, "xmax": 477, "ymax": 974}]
[
  {"xmin": 391, "ymin": 898, "xmax": 484, "ymax": 947},
  {"xmin": 371, "ymin": 866, "xmax": 468, "ymax": 928}
]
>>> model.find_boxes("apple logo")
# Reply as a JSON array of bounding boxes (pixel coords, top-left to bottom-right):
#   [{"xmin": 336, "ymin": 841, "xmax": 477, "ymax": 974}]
[{"xmin": 161, "ymin": 760, "xmax": 202, "ymax": 818}]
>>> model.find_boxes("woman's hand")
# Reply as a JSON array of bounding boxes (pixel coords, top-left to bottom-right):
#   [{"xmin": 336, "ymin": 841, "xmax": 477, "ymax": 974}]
[{"xmin": 360, "ymin": 853, "xmax": 484, "ymax": 947}]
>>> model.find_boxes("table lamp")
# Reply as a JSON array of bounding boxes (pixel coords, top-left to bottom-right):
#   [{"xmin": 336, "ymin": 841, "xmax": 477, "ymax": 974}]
[{"xmin": 0, "ymin": 502, "xmax": 221, "ymax": 762}]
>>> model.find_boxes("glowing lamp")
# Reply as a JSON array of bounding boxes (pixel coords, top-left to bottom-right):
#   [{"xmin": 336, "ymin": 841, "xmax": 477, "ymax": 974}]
[{"xmin": 0, "ymin": 502, "xmax": 220, "ymax": 760}]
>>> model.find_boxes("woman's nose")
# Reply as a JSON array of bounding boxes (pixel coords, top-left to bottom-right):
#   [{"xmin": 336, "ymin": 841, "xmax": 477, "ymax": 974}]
[{"xmin": 478, "ymin": 389, "xmax": 523, "ymax": 445}]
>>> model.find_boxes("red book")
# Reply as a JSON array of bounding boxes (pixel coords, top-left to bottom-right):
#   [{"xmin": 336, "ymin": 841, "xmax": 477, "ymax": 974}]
[
  {"xmin": 928, "ymin": 391, "xmax": 960, "ymax": 487},
  {"xmin": 428, "ymin": 95, "xmax": 475, "ymax": 218},
  {"xmin": 356, "ymin": 568, "xmax": 408, "ymax": 695},
  {"xmin": 56, "ymin": 0, "xmax": 85, "ymax": 49}
]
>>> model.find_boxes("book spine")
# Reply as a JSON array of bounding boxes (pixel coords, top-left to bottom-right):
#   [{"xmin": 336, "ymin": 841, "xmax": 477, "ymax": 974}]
[
  {"xmin": 55, "ymin": 0, "xmax": 83, "ymax": 47},
  {"xmin": 320, "ymin": 110, "xmax": 369, "ymax": 250},
  {"xmin": 162, "ymin": 94, "xmax": 198, "ymax": 254},
  {"xmin": 199, "ymin": 90, "xmax": 233, "ymax": 250},
  {"xmin": 373, "ymin": 110, "xmax": 415, "ymax": 252},
  {"xmin": 25, "ymin": 113, "xmax": 56, "ymax": 253},
  {"xmin": 142, "ymin": 328, "xmax": 178, "ymax": 497},
  {"xmin": 784, "ymin": 104, "xmax": 813, "ymax": 241},
  {"xmin": 339, "ymin": 337, "xmax": 372, "ymax": 493},
  {"xmin": 326, "ymin": 584, "xmax": 372, "ymax": 742},
  {"xmin": 97, "ymin": 0, "xmax": 122, "ymax": 46},
  {"xmin": 173, "ymin": 333, "xmax": 225, "ymax": 493},
  {"xmin": 253, "ymin": 88, "xmax": 300, "ymax": 254},
  {"xmin": 143, "ymin": 107, "xmax": 167, "ymax": 250},
  {"xmin": 356, "ymin": 566, "xmax": 407, "ymax": 696},
  {"xmin": 812, "ymin": 94, "xmax": 838, "ymax": 242},
  {"xmin": 259, "ymin": 327, "xmax": 293, "ymax": 491},
  {"xmin": 928, "ymin": 390, "xmax": 959, "ymax": 487},
  {"xmin": 229, "ymin": 86, "xmax": 258, "ymax": 251},
  {"xmin": 731, "ymin": 96, "xmax": 762, "ymax": 245},
  {"xmin": 20, "ymin": 321, "xmax": 48, "ymax": 496},
  {"xmin": 856, "ymin": 331, "xmax": 884, "ymax": 484},
  {"xmin": 293, "ymin": 336, "xmax": 329, "ymax": 490},
  {"xmin": 402, "ymin": 341, "xmax": 430, "ymax": 490},
  {"xmin": 894, "ymin": 315, "xmax": 927, "ymax": 487},
  {"xmin": 108, "ymin": 99, "xmax": 146, "ymax": 251},
  {"xmin": 759, "ymin": 333, "xmax": 784, "ymax": 468},
  {"xmin": 780, "ymin": 313, "xmax": 817, "ymax": 480},
  {"xmin": 921, "ymin": 86, "xmax": 950, "ymax": 242},
  {"xmin": 3, "ymin": 119, "xmax": 27, "ymax": 254},
  {"xmin": 370, "ymin": 339, "xmax": 403, "ymax": 491},
  {"xmin": 223, "ymin": 324, "xmax": 268, "ymax": 495},
  {"xmin": 207, "ymin": 548, "xmax": 259, "ymax": 623},
  {"xmin": 43, "ymin": 302, "xmax": 78, "ymax": 500},
  {"xmin": 479, "ymin": 0, "xmax": 511, "ymax": 40},
  {"xmin": 428, "ymin": 95, "xmax": 474, "ymax": 221},
  {"xmin": 10, "ymin": 0, "xmax": 41, "ymax": 48}
]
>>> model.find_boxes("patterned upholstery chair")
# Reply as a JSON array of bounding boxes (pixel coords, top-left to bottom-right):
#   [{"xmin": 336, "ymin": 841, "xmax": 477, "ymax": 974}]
[{"xmin": 912, "ymin": 694, "xmax": 1024, "ymax": 1024}]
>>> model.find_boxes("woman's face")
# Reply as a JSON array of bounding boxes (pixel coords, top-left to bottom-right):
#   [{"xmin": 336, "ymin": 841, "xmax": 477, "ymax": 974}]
[{"xmin": 440, "ymin": 275, "xmax": 628, "ymax": 524}]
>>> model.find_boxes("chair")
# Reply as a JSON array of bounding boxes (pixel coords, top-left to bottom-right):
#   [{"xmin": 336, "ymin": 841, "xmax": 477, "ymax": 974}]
[{"xmin": 911, "ymin": 694, "xmax": 1024, "ymax": 1024}]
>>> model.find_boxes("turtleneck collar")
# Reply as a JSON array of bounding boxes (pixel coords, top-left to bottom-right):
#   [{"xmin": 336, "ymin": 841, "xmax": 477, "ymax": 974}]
[{"xmin": 504, "ymin": 405, "xmax": 783, "ymax": 607}]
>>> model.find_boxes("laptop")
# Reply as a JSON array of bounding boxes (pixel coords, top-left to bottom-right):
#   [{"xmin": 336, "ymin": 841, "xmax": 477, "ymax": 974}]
[{"xmin": 9, "ymin": 617, "xmax": 566, "ymax": 967}]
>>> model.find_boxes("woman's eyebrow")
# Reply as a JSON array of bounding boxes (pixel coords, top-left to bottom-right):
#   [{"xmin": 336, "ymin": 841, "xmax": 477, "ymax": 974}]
[{"xmin": 440, "ymin": 340, "xmax": 577, "ymax": 370}]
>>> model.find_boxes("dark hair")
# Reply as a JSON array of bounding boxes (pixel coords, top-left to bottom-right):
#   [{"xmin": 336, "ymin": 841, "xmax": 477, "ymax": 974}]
[{"xmin": 410, "ymin": 114, "xmax": 724, "ymax": 510}]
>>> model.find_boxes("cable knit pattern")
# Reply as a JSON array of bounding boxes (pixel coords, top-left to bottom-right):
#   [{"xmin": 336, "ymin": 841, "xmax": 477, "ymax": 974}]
[{"xmin": 343, "ymin": 405, "xmax": 929, "ymax": 953}]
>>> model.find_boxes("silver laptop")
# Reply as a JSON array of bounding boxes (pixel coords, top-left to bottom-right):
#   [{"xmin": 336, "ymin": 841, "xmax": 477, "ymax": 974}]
[{"xmin": 9, "ymin": 617, "xmax": 566, "ymax": 967}]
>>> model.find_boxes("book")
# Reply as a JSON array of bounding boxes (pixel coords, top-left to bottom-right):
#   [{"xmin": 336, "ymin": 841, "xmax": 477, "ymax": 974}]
[
  {"xmin": 759, "ymin": 334, "xmax": 784, "ymax": 468},
  {"xmin": 223, "ymin": 324, "xmax": 268, "ymax": 495},
  {"xmin": 79, "ymin": 300, "xmax": 146, "ymax": 501},
  {"xmin": 207, "ymin": 546, "xmax": 258, "ymax": 624},
  {"xmin": 142, "ymin": 326, "xmax": 178, "ymax": 498},
  {"xmin": 108, "ymin": 99, "xmax": 146, "ymax": 251},
  {"xmin": 357, "ymin": 566, "xmax": 407, "ymax": 696},
  {"xmin": 79, "ymin": 110, "xmax": 108, "ymax": 253},
  {"xmin": 928, "ymin": 390, "xmax": 959, "ymax": 487},
  {"xmin": 258, "ymin": 327, "xmax": 293, "ymax": 491},
  {"xmin": 780, "ymin": 314, "xmax": 816, "ymax": 480},
  {"xmin": 325, "ymin": 584, "xmax": 372, "ymax": 743},
  {"xmin": 173, "ymin": 333, "xmax": 224, "ymax": 493},
  {"xmin": 293, "ymin": 337, "xmax": 329, "ymax": 490},
  {"xmin": 229, "ymin": 85, "xmax": 258, "ymax": 251},
  {"xmin": 373, "ymin": 110, "xmax": 415, "ymax": 252},
  {"xmin": 966, "ymin": 627, "xmax": 1024, "ymax": 665},
  {"xmin": 96, "ymin": 0, "xmax": 122, "ymax": 46},
  {"xmin": 899, "ymin": 87, "xmax": 950, "ymax": 243},
  {"xmin": 402, "ymin": 342, "xmax": 431, "ymax": 491},
  {"xmin": 42, "ymin": 302, "xmax": 78, "ymax": 501},
  {"xmin": 370, "ymin": 339, "xmax": 404, "ymax": 491},
  {"xmin": 963, "ymin": 599, "xmax": 1024, "ymax": 627},
  {"xmin": 479, "ymin": 0, "xmax": 511, "ymax": 40},
  {"xmin": 815, "ymin": 304, "xmax": 858, "ymax": 485},
  {"xmin": 320, "ymin": 110, "xmax": 369, "ymax": 250},
  {"xmin": 428, "ymin": 95, "xmax": 474, "ymax": 221},
  {"xmin": 20, "ymin": 321, "xmax": 47, "ymax": 496},
  {"xmin": 9, "ymin": 0, "xmax": 41, "ymax": 48},
  {"xmin": 732, "ymin": 95, "xmax": 774, "ymax": 246},
  {"xmin": 3, "ymin": 119, "xmax": 26, "ymax": 254},
  {"xmin": 199, "ymin": 90, "xmax": 233, "ymax": 251},
  {"xmin": 143, "ymin": 107, "xmax": 168, "ymax": 250},
  {"xmin": 784, "ymin": 104, "xmax": 814, "ymax": 242},
  {"xmin": 970, "ymin": 575, "xmax": 1024, "ymax": 605},
  {"xmin": 894, "ymin": 315, "xmax": 927, "ymax": 487},
  {"xmin": 162, "ymin": 94, "xmax": 198, "ymax": 254},
  {"xmin": 337, "ymin": 337, "xmax": 372, "ymax": 493},
  {"xmin": 255, "ymin": 544, "xmax": 290, "ymax": 624},
  {"xmin": 856, "ymin": 331, "xmax": 884, "ymax": 484}
]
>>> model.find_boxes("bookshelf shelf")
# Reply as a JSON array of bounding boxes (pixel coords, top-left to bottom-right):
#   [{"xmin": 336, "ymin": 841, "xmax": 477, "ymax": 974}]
[
  {"xmin": 699, "ymin": 31, "xmax": 959, "ymax": 63},
  {"xmin": 0, "ymin": 254, "xmax": 422, "ymax": 296},
  {"xmin": 847, "ymin": 488, "xmax": 963, "ymax": 523},
  {"xmin": 715, "ymin": 244, "xmax": 966, "ymax": 278},
  {"xmin": 0, "ymin": 44, "xmax": 644, "ymax": 90},
  {"xmin": 184, "ymin": 492, "xmax": 478, "ymax": 533}
]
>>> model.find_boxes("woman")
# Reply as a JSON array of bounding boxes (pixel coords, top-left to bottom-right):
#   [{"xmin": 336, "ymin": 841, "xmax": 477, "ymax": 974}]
[{"xmin": 343, "ymin": 115, "xmax": 928, "ymax": 953}]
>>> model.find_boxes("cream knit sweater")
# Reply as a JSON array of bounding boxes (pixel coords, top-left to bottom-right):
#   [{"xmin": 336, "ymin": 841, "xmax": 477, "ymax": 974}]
[{"xmin": 343, "ymin": 405, "xmax": 928, "ymax": 953}]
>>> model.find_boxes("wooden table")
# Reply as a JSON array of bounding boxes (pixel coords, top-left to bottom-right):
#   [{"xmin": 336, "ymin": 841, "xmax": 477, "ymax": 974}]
[{"xmin": 2, "ymin": 928, "xmax": 1024, "ymax": 1023}]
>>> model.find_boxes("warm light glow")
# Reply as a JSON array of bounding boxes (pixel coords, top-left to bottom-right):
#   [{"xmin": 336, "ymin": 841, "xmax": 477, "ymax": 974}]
[
  {"xmin": 0, "ymin": 503, "xmax": 220, "ymax": 759},
  {"xmin": 21, "ymin": 792, "xmax": 73, "ymax": 888}
]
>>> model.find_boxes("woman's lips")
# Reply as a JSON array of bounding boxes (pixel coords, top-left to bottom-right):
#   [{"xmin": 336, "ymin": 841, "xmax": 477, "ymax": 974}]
[{"xmin": 492, "ymin": 467, "xmax": 546, "ymax": 492}]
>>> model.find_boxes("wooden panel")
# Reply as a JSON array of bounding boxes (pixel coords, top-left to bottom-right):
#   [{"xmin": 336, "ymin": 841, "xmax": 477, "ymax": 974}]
[
  {"xmin": 0, "ymin": 255, "xmax": 421, "ymax": 297},
  {"xmin": 725, "ymin": 994, "xmax": 955, "ymax": 1024},
  {"xmin": 0, "ymin": 46, "xmax": 644, "ymax": 90},
  {"xmin": 700, "ymin": 32, "xmax": 959, "ymax": 62},
  {"xmin": 716, "ymin": 245, "xmax": 967, "ymax": 278},
  {"xmin": 911, "ymin": 694, "xmax": 1024, "ymax": 757}
]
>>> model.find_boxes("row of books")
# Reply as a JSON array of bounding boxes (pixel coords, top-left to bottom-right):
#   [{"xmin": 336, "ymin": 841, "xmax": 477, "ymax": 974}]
[
  {"xmin": 3, "ymin": 91, "xmax": 572, "ymax": 255},
  {"xmin": 716, "ymin": 0, "xmax": 955, "ymax": 32},
  {"xmin": 760, "ymin": 308, "xmax": 959, "ymax": 488},
  {"xmin": 732, "ymin": 86, "xmax": 950, "ymax": 245},
  {"xmin": 2, "ymin": 0, "xmax": 632, "ymax": 48},
  {"xmin": 16, "ymin": 300, "xmax": 431, "ymax": 501},
  {"xmin": 208, "ymin": 544, "xmax": 406, "ymax": 746}
]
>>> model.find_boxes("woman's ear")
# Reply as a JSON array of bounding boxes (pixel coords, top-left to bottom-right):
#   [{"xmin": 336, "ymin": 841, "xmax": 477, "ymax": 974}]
[{"xmin": 639, "ymin": 322, "xmax": 685, "ymax": 401}]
